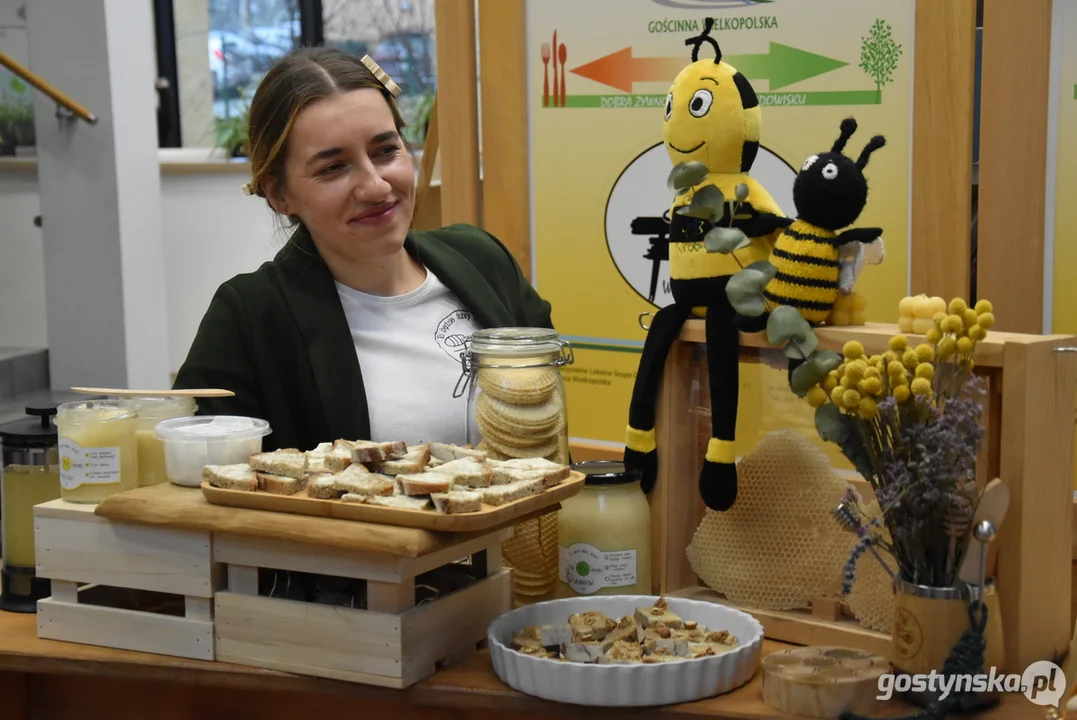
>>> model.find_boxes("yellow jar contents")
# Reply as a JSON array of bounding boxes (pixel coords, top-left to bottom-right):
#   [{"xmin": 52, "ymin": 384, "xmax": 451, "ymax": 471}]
[
  {"xmin": 1, "ymin": 463, "xmax": 61, "ymax": 568},
  {"xmin": 556, "ymin": 461, "xmax": 651, "ymax": 598},
  {"xmin": 56, "ymin": 401, "xmax": 139, "ymax": 504},
  {"xmin": 126, "ymin": 396, "xmax": 197, "ymax": 486}
]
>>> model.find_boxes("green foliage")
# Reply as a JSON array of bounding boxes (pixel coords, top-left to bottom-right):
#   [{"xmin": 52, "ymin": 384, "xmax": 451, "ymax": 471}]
[
  {"xmin": 734, "ymin": 182, "xmax": 749, "ymax": 202},
  {"xmin": 767, "ymin": 306, "xmax": 818, "ymax": 359},
  {"xmin": 789, "ymin": 350, "xmax": 842, "ymax": 396},
  {"xmin": 668, "ymin": 161, "xmax": 709, "ymax": 195},
  {"xmin": 859, "ymin": 19, "xmax": 902, "ymax": 99},
  {"xmin": 704, "ymin": 226, "xmax": 749, "ymax": 254},
  {"xmin": 725, "ymin": 262, "xmax": 775, "ymax": 317},
  {"xmin": 676, "ymin": 184, "xmax": 725, "ymax": 223},
  {"xmin": 815, "ymin": 403, "xmax": 849, "ymax": 444}
]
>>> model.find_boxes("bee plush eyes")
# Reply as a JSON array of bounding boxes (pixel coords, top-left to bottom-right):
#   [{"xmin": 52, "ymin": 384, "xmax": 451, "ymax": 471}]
[
  {"xmin": 665, "ymin": 93, "xmax": 673, "ymax": 121},
  {"xmin": 802, "ymin": 155, "xmax": 819, "ymax": 171},
  {"xmin": 822, "ymin": 163, "xmax": 839, "ymax": 180},
  {"xmin": 689, "ymin": 89, "xmax": 713, "ymax": 117}
]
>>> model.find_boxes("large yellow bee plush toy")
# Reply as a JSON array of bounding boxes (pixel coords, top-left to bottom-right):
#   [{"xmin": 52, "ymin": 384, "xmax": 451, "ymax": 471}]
[{"xmin": 624, "ymin": 19, "xmax": 787, "ymax": 512}]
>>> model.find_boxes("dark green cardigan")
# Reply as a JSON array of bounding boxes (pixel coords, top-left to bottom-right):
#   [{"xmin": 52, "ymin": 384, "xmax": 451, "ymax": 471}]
[{"xmin": 172, "ymin": 224, "xmax": 553, "ymax": 452}]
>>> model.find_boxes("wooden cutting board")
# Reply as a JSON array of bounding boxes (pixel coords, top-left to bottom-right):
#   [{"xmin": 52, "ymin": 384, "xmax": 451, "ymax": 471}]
[{"xmin": 92, "ymin": 482, "xmax": 542, "ymax": 558}]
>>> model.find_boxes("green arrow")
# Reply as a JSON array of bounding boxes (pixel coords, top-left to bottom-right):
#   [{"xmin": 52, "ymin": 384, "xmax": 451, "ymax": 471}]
[{"xmin": 726, "ymin": 42, "xmax": 848, "ymax": 91}]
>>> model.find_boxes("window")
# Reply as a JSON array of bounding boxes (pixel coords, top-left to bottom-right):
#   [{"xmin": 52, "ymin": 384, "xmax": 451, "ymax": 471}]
[
  {"xmin": 0, "ymin": 4, "xmax": 36, "ymax": 157},
  {"xmin": 155, "ymin": 0, "xmax": 437, "ymax": 153}
]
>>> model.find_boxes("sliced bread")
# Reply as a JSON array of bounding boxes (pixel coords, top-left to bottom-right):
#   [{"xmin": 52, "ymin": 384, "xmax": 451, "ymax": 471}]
[
  {"xmin": 373, "ymin": 444, "xmax": 431, "ymax": 475},
  {"xmin": 248, "ymin": 448, "xmax": 307, "ymax": 478},
  {"xmin": 428, "ymin": 456, "xmax": 492, "ymax": 488},
  {"xmin": 350, "ymin": 440, "xmax": 408, "ymax": 463},
  {"xmin": 307, "ymin": 475, "xmax": 344, "ymax": 499},
  {"xmin": 256, "ymin": 472, "xmax": 306, "ymax": 496},
  {"xmin": 480, "ymin": 477, "xmax": 545, "ymax": 506},
  {"xmin": 341, "ymin": 493, "xmax": 434, "ymax": 511},
  {"xmin": 488, "ymin": 458, "xmax": 569, "ymax": 487},
  {"xmin": 431, "ymin": 490, "xmax": 483, "ymax": 514},
  {"xmin": 332, "ymin": 465, "xmax": 394, "ymax": 496},
  {"xmin": 305, "ymin": 441, "xmax": 334, "ymax": 473},
  {"xmin": 204, "ymin": 463, "xmax": 258, "ymax": 491},
  {"xmin": 396, "ymin": 473, "xmax": 454, "ymax": 496},
  {"xmin": 428, "ymin": 441, "xmax": 487, "ymax": 463},
  {"xmin": 322, "ymin": 439, "xmax": 357, "ymax": 472}
]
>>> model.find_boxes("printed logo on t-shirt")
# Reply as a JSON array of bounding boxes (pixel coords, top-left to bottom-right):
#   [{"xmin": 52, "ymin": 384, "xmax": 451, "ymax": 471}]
[{"xmin": 435, "ymin": 309, "xmax": 474, "ymax": 361}]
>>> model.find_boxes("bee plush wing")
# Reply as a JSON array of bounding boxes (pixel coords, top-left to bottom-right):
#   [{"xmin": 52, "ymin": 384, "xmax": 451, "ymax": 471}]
[{"xmin": 837, "ymin": 234, "xmax": 885, "ymax": 296}]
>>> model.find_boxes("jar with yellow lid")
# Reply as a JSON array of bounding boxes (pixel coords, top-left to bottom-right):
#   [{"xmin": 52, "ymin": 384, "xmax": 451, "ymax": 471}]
[
  {"xmin": 556, "ymin": 460, "xmax": 652, "ymax": 598},
  {"xmin": 125, "ymin": 396, "xmax": 197, "ymax": 486},
  {"xmin": 56, "ymin": 400, "xmax": 140, "ymax": 504}
]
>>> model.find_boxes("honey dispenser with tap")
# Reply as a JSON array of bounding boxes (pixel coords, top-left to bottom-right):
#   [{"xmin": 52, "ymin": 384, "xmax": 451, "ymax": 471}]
[{"xmin": 0, "ymin": 404, "xmax": 63, "ymax": 612}]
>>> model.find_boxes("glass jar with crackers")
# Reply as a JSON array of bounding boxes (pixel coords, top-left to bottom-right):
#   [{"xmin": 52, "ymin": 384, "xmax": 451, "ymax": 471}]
[{"xmin": 459, "ymin": 327, "xmax": 574, "ymax": 606}]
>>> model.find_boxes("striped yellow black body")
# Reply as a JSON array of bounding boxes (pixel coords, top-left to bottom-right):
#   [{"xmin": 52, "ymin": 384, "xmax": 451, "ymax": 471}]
[{"xmin": 763, "ymin": 219, "xmax": 840, "ymax": 324}]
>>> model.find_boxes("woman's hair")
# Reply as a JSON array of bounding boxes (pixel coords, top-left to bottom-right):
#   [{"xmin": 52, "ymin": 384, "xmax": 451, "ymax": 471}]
[{"xmin": 246, "ymin": 46, "xmax": 409, "ymax": 205}]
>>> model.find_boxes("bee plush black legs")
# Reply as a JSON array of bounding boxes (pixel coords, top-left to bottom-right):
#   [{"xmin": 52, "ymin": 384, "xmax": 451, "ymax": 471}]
[
  {"xmin": 700, "ymin": 300, "xmax": 740, "ymax": 511},
  {"xmin": 625, "ymin": 304, "xmax": 693, "ymax": 494}
]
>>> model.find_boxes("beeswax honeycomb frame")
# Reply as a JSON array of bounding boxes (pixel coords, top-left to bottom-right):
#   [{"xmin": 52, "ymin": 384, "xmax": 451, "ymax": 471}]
[{"xmin": 649, "ymin": 320, "xmax": 1077, "ymax": 673}]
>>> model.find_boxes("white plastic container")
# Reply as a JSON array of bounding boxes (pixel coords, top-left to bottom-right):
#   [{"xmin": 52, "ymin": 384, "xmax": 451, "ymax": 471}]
[
  {"xmin": 487, "ymin": 595, "xmax": 764, "ymax": 707},
  {"xmin": 154, "ymin": 416, "xmax": 271, "ymax": 487}
]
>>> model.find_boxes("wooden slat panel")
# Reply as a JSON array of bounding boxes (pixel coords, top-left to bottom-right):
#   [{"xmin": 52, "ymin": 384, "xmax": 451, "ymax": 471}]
[
  {"xmin": 477, "ymin": 0, "xmax": 530, "ymax": 275},
  {"xmin": 977, "ymin": 0, "xmax": 1053, "ymax": 332},
  {"xmin": 911, "ymin": 0, "xmax": 976, "ymax": 300},
  {"xmin": 434, "ymin": 0, "xmax": 480, "ymax": 226}
]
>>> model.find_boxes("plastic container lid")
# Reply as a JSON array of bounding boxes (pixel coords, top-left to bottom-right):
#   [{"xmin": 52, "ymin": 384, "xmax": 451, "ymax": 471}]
[
  {"xmin": 154, "ymin": 415, "xmax": 271, "ymax": 442},
  {"xmin": 570, "ymin": 460, "xmax": 642, "ymax": 486}
]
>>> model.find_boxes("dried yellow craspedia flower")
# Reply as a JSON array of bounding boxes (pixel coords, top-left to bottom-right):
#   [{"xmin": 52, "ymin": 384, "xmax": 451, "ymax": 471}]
[
  {"xmin": 892, "ymin": 373, "xmax": 908, "ymax": 386},
  {"xmin": 846, "ymin": 359, "xmax": 867, "ymax": 381},
  {"xmin": 859, "ymin": 377, "xmax": 883, "ymax": 395},
  {"xmin": 975, "ymin": 299, "xmax": 993, "ymax": 314},
  {"xmin": 841, "ymin": 374, "xmax": 858, "ymax": 389},
  {"xmin": 915, "ymin": 344, "xmax": 935, "ymax": 363},
  {"xmin": 938, "ymin": 337, "xmax": 956, "ymax": 358},
  {"xmin": 948, "ymin": 298, "xmax": 968, "ymax": 315},
  {"xmin": 915, "ymin": 363, "xmax": 935, "ymax": 381},
  {"xmin": 831, "ymin": 386, "xmax": 845, "ymax": 405},
  {"xmin": 894, "ymin": 385, "xmax": 911, "ymax": 404},
  {"xmin": 859, "ymin": 397, "xmax": 878, "ymax": 420},
  {"xmin": 806, "ymin": 386, "xmax": 828, "ymax": 408},
  {"xmin": 864, "ymin": 366, "xmax": 881, "ymax": 380},
  {"xmin": 963, "ymin": 308, "xmax": 978, "ymax": 329},
  {"xmin": 956, "ymin": 337, "xmax": 973, "ymax": 354},
  {"xmin": 968, "ymin": 325, "xmax": 986, "ymax": 342},
  {"xmin": 902, "ymin": 349, "xmax": 919, "ymax": 370},
  {"xmin": 843, "ymin": 341, "xmax": 865, "ymax": 360},
  {"xmin": 978, "ymin": 312, "xmax": 995, "ymax": 329},
  {"xmin": 824, "ymin": 373, "xmax": 839, "ymax": 392},
  {"xmin": 933, "ymin": 311, "xmax": 947, "ymax": 329},
  {"xmin": 942, "ymin": 315, "xmax": 963, "ymax": 333},
  {"xmin": 911, "ymin": 377, "xmax": 933, "ymax": 396},
  {"xmin": 960, "ymin": 358, "xmax": 976, "ymax": 372},
  {"xmin": 926, "ymin": 328, "xmax": 942, "ymax": 344},
  {"xmin": 888, "ymin": 360, "xmax": 905, "ymax": 377},
  {"xmin": 889, "ymin": 335, "xmax": 908, "ymax": 352},
  {"xmin": 843, "ymin": 389, "xmax": 861, "ymax": 409}
]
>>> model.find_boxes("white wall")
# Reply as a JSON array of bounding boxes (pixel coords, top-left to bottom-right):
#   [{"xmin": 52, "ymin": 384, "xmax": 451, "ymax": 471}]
[{"xmin": 0, "ymin": 163, "xmax": 284, "ymax": 376}]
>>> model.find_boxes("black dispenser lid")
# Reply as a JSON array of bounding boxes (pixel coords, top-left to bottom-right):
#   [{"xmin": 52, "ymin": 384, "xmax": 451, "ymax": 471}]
[
  {"xmin": 0, "ymin": 404, "xmax": 58, "ymax": 447},
  {"xmin": 570, "ymin": 460, "xmax": 642, "ymax": 486}
]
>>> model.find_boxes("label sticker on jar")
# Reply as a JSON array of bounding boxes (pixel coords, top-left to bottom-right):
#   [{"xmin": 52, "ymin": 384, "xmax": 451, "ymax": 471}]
[
  {"xmin": 558, "ymin": 543, "xmax": 637, "ymax": 594},
  {"xmin": 59, "ymin": 438, "xmax": 121, "ymax": 489}
]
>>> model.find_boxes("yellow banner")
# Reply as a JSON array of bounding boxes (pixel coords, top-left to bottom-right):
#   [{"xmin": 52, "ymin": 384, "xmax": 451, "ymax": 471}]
[{"xmin": 527, "ymin": 0, "xmax": 914, "ymax": 449}]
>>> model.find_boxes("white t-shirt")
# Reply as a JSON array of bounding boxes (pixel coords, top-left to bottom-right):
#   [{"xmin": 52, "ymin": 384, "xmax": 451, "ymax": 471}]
[{"xmin": 335, "ymin": 270, "xmax": 480, "ymax": 445}]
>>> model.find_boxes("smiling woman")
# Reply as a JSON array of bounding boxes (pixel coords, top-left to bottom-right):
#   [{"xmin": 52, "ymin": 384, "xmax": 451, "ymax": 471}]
[{"xmin": 172, "ymin": 47, "xmax": 553, "ymax": 452}]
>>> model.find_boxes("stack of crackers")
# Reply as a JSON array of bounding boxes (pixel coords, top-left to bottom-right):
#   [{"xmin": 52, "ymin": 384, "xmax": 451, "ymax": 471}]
[
  {"xmin": 475, "ymin": 367, "xmax": 566, "ymax": 463},
  {"xmin": 201, "ymin": 439, "xmax": 571, "ymax": 515}
]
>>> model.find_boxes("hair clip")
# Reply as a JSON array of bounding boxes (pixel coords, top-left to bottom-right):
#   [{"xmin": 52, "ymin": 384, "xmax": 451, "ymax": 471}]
[
  {"xmin": 241, "ymin": 182, "xmax": 254, "ymax": 196},
  {"xmin": 361, "ymin": 55, "xmax": 402, "ymax": 98}
]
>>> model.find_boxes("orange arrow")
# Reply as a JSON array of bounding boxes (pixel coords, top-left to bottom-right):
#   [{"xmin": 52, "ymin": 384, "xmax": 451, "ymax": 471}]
[{"xmin": 569, "ymin": 47, "xmax": 685, "ymax": 93}]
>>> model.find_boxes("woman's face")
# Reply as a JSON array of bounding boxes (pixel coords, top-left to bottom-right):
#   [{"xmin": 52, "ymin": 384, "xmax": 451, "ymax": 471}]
[{"xmin": 271, "ymin": 88, "xmax": 415, "ymax": 263}]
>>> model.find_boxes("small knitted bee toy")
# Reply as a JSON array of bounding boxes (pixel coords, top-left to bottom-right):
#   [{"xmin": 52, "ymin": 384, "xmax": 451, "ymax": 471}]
[{"xmin": 624, "ymin": 18, "xmax": 788, "ymax": 512}]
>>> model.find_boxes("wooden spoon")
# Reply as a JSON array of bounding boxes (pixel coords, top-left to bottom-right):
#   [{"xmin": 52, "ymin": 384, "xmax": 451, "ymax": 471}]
[
  {"xmin": 70, "ymin": 387, "xmax": 235, "ymax": 398},
  {"xmin": 958, "ymin": 477, "xmax": 1010, "ymax": 585}
]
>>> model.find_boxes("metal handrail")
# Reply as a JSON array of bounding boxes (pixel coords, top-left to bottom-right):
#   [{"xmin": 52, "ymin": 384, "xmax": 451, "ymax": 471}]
[{"xmin": 0, "ymin": 50, "xmax": 97, "ymax": 124}]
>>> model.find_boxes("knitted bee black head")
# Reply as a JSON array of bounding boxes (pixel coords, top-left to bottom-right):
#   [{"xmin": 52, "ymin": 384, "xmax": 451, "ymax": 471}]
[{"xmin": 792, "ymin": 118, "xmax": 885, "ymax": 231}]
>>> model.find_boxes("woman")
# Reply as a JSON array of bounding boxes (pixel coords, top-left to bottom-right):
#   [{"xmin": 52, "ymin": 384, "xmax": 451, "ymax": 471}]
[{"xmin": 173, "ymin": 47, "xmax": 552, "ymax": 452}]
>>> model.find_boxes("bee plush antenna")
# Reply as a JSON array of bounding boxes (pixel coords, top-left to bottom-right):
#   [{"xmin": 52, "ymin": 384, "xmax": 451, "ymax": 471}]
[
  {"xmin": 686, "ymin": 17, "xmax": 722, "ymax": 63},
  {"xmin": 856, "ymin": 135, "xmax": 887, "ymax": 170},
  {"xmin": 831, "ymin": 118, "xmax": 858, "ymax": 154}
]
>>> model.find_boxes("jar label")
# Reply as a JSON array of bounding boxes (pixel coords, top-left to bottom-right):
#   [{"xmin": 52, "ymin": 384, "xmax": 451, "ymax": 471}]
[
  {"xmin": 558, "ymin": 543, "xmax": 637, "ymax": 594},
  {"xmin": 59, "ymin": 438, "xmax": 121, "ymax": 489}
]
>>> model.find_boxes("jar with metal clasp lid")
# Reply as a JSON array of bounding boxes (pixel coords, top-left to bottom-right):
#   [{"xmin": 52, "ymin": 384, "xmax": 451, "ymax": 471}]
[{"xmin": 455, "ymin": 327, "xmax": 574, "ymax": 606}]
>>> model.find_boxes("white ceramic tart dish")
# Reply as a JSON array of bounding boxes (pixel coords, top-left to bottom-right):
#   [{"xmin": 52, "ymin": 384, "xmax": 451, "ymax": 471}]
[{"xmin": 487, "ymin": 595, "xmax": 764, "ymax": 707}]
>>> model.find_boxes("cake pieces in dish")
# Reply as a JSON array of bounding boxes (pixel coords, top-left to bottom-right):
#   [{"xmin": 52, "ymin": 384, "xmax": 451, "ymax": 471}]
[
  {"xmin": 509, "ymin": 597, "xmax": 739, "ymax": 664},
  {"xmin": 202, "ymin": 439, "xmax": 571, "ymax": 515}
]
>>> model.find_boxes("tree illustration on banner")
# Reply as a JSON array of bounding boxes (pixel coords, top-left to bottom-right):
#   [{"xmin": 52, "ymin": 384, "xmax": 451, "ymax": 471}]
[{"xmin": 859, "ymin": 19, "xmax": 902, "ymax": 103}]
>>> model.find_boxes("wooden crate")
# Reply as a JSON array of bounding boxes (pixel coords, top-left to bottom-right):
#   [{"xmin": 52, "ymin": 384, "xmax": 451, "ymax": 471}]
[
  {"xmin": 651, "ymin": 320, "xmax": 1077, "ymax": 673},
  {"xmin": 33, "ymin": 499, "xmax": 218, "ymax": 661},
  {"xmin": 212, "ymin": 527, "xmax": 513, "ymax": 688}
]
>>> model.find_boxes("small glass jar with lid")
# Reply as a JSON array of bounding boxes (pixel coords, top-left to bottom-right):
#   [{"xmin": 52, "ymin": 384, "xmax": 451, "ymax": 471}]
[
  {"xmin": 556, "ymin": 460, "xmax": 652, "ymax": 598},
  {"xmin": 458, "ymin": 327, "xmax": 574, "ymax": 465},
  {"xmin": 125, "ymin": 396, "xmax": 197, "ymax": 486},
  {"xmin": 56, "ymin": 400, "xmax": 140, "ymax": 504},
  {"xmin": 0, "ymin": 404, "xmax": 63, "ymax": 611}
]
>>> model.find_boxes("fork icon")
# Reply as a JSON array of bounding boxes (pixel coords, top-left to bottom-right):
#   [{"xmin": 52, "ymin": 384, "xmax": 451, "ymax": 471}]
[{"xmin": 541, "ymin": 43, "xmax": 551, "ymax": 107}]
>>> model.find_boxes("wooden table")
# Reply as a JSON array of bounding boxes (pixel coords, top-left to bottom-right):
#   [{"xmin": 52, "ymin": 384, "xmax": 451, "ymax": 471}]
[{"xmin": 0, "ymin": 611, "xmax": 1045, "ymax": 720}]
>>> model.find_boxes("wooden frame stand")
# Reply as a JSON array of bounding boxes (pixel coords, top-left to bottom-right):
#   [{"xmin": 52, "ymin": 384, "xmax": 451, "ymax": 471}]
[
  {"xmin": 651, "ymin": 320, "xmax": 1077, "ymax": 673},
  {"xmin": 33, "ymin": 499, "xmax": 218, "ymax": 661},
  {"xmin": 212, "ymin": 528, "xmax": 513, "ymax": 688}
]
